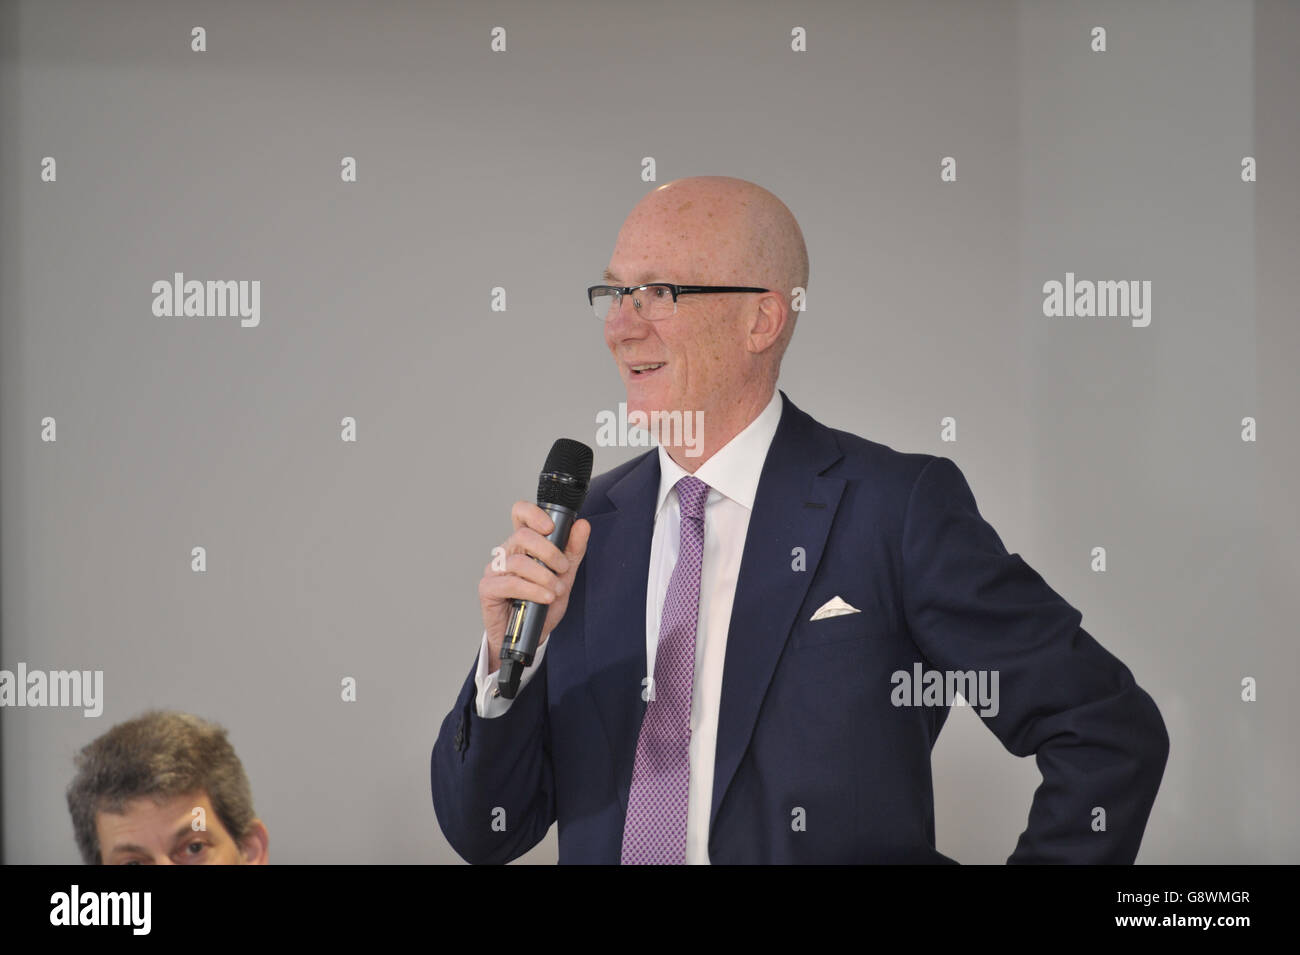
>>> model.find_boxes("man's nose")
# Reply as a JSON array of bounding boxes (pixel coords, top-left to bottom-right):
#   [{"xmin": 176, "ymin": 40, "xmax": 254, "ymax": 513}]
[{"xmin": 606, "ymin": 292, "xmax": 649, "ymax": 336}]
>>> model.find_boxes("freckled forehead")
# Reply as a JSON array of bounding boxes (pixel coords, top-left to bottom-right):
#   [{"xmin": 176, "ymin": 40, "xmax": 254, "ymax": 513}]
[
  {"xmin": 612, "ymin": 199, "xmax": 749, "ymax": 282},
  {"xmin": 634, "ymin": 190, "xmax": 745, "ymax": 232}
]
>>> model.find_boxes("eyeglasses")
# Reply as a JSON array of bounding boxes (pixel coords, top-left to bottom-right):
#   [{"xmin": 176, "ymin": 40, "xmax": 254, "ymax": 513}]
[{"xmin": 586, "ymin": 283, "xmax": 769, "ymax": 321}]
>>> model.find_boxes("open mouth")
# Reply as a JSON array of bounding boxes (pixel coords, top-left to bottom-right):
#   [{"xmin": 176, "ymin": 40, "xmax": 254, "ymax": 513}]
[{"xmin": 629, "ymin": 362, "xmax": 666, "ymax": 378}]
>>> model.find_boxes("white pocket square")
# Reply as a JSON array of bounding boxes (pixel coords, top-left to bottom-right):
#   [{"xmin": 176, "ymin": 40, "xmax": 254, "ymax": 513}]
[{"xmin": 810, "ymin": 596, "xmax": 861, "ymax": 621}]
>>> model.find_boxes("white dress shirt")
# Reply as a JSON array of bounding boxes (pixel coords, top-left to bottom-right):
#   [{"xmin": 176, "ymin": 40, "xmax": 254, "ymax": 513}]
[{"xmin": 473, "ymin": 388, "xmax": 784, "ymax": 864}]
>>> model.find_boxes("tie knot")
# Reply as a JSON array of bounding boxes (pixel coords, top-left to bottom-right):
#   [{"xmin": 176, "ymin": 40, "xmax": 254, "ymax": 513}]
[{"xmin": 675, "ymin": 475, "xmax": 709, "ymax": 522}]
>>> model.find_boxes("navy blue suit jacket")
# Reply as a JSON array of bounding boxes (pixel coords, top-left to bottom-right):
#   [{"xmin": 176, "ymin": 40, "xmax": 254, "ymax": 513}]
[{"xmin": 431, "ymin": 392, "xmax": 1169, "ymax": 863}]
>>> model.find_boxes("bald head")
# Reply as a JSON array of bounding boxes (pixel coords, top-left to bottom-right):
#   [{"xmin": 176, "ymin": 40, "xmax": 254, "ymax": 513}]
[{"xmin": 617, "ymin": 176, "xmax": 808, "ymax": 311}]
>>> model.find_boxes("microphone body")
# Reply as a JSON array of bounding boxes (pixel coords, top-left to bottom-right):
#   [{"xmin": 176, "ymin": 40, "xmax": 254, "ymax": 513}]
[
  {"xmin": 497, "ymin": 502, "xmax": 576, "ymax": 698},
  {"xmin": 496, "ymin": 439, "xmax": 593, "ymax": 699}
]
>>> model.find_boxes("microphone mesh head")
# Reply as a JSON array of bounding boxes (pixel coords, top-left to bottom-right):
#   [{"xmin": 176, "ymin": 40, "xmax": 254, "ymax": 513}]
[{"xmin": 538, "ymin": 439, "xmax": 594, "ymax": 511}]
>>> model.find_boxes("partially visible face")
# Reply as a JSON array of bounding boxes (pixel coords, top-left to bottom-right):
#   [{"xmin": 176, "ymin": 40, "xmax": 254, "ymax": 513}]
[
  {"xmin": 603, "ymin": 186, "xmax": 753, "ymax": 424},
  {"xmin": 95, "ymin": 790, "xmax": 268, "ymax": 865}
]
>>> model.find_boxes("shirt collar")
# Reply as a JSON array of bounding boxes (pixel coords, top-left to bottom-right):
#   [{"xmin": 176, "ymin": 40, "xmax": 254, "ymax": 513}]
[{"xmin": 654, "ymin": 389, "xmax": 784, "ymax": 517}]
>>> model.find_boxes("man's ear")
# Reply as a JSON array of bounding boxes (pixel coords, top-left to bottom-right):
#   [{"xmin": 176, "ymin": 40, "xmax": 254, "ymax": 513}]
[
  {"xmin": 746, "ymin": 292, "xmax": 788, "ymax": 355},
  {"xmin": 238, "ymin": 819, "xmax": 269, "ymax": 865}
]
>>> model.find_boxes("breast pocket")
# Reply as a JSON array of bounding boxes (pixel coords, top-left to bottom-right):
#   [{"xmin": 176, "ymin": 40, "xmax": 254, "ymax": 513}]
[{"xmin": 790, "ymin": 609, "xmax": 869, "ymax": 650}]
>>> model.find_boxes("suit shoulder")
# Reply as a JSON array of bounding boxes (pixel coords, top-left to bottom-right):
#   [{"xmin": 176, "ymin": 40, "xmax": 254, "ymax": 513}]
[
  {"xmin": 576, "ymin": 449, "xmax": 655, "ymax": 516},
  {"xmin": 811, "ymin": 422, "xmax": 989, "ymax": 545},
  {"xmin": 820, "ymin": 422, "xmax": 942, "ymax": 492},
  {"xmin": 588, "ymin": 450, "xmax": 652, "ymax": 492},
  {"xmin": 815, "ymin": 422, "xmax": 987, "ymax": 530}
]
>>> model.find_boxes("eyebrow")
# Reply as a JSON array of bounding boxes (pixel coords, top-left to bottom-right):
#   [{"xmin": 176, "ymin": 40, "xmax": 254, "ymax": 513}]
[
  {"xmin": 106, "ymin": 842, "xmax": 148, "ymax": 860},
  {"xmin": 106, "ymin": 821, "xmax": 201, "ymax": 858},
  {"xmin": 601, "ymin": 269, "xmax": 660, "ymax": 286},
  {"xmin": 171, "ymin": 821, "xmax": 206, "ymax": 846}
]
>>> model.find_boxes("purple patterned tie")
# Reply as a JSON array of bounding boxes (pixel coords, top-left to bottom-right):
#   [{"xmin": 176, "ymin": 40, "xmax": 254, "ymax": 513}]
[{"xmin": 621, "ymin": 475, "xmax": 710, "ymax": 864}]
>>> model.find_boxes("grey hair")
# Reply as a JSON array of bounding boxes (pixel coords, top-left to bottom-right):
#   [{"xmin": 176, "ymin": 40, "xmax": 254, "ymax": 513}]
[{"xmin": 66, "ymin": 710, "xmax": 256, "ymax": 864}]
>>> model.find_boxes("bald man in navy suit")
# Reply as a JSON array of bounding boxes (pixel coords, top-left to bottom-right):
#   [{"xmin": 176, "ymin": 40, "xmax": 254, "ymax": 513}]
[{"xmin": 431, "ymin": 176, "xmax": 1169, "ymax": 864}]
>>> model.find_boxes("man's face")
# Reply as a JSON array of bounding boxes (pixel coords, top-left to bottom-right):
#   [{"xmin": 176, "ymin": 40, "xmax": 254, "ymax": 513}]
[
  {"xmin": 95, "ymin": 790, "xmax": 268, "ymax": 865},
  {"xmin": 603, "ymin": 201, "xmax": 750, "ymax": 424}
]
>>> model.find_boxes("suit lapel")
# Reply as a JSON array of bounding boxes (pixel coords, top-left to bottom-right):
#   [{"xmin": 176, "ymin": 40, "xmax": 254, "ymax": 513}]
[
  {"xmin": 708, "ymin": 392, "xmax": 846, "ymax": 837},
  {"xmin": 582, "ymin": 449, "xmax": 659, "ymax": 818}
]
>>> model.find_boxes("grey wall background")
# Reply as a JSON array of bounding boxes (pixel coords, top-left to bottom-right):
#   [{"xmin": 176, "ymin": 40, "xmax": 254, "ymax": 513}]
[{"xmin": 1, "ymin": 0, "xmax": 1296, "ymax": 863}]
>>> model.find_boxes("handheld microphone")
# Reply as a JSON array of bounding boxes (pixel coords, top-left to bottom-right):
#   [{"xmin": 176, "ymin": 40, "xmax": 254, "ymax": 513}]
[{"xmin": 497, "ymin": 438, "xmax": 593, "ymax": 699}]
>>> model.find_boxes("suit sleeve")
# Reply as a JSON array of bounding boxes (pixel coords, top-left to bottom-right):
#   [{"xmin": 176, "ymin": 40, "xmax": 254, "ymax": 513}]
[
  {"xmin": 430, "ymin": 641, "xmax": 557, "ymax": 864},
  {"xmin": 900, "ymin": 455, "xmax": 1169, "ymax": 863}
]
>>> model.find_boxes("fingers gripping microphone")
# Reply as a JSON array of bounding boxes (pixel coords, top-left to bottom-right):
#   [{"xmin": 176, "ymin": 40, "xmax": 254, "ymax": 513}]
[{"xmin": 497, "ymin": 438, "xmax": 593, "ymax": 700}]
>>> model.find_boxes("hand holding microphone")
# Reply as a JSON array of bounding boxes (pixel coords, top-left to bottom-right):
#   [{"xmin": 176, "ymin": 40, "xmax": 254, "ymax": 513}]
[{"xmin": 478, "ymin": 439, "xmax": 593, "ymax": 698}]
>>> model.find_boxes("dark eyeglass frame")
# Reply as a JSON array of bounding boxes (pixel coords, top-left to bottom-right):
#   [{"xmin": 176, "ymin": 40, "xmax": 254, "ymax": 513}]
[{"xmin": 586, "ymin": 283, "xmax": 770, "ymax": 320}]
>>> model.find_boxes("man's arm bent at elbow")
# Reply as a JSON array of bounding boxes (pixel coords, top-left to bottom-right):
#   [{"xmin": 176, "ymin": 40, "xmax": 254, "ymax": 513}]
[
  {"xmin": 901, "ymin": 455, "xmax": 1170, "ymax": 863},
  {"xmin": 430, "ymin": 646, "xmax": 556, "ymax": 865}
]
